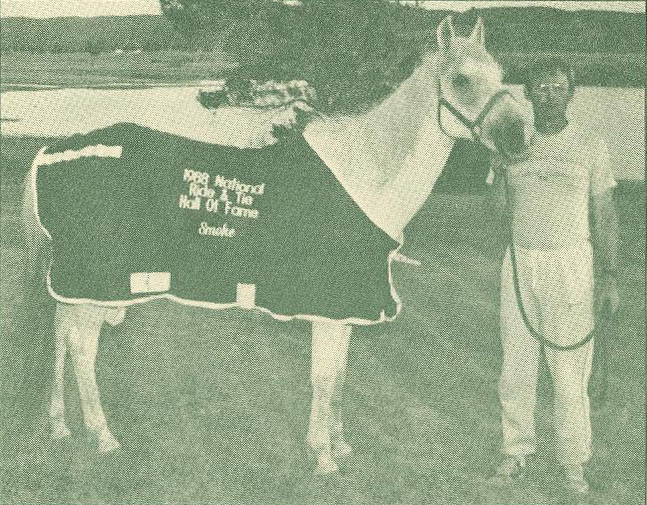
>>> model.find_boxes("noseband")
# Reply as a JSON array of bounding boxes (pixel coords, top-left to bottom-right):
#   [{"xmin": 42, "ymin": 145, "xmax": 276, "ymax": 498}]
[{"xmin": 437, "ymin": 80, "xmax": 513, "ymax": 142}]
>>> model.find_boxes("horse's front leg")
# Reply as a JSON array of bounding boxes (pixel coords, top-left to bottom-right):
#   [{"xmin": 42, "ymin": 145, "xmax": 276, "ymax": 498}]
[
  {"xmin": 66, "ymin": 305, "xmax": 123, "ymax": 453},
  {"xmin": 50, "ymin": 306, "xmax": 72, "ymax": 439},
  {"xmin": 307, "ymin": 320, "xmax": 351, "ymax": 475}
]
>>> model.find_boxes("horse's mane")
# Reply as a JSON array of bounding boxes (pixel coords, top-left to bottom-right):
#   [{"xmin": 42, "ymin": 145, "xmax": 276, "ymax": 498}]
[
  {"xmin": 191, "ymin": 5, "xmax": 482, "ymax": 142},
  {"xmin": 196, "ymin": 47, "xmax": 428, "ymax": 118}
]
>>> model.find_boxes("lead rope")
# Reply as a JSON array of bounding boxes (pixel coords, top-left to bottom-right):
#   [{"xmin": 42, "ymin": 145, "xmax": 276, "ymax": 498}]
[{"xmin": 503, "ymin": 170, "xmax": 597, "ymax": 351}]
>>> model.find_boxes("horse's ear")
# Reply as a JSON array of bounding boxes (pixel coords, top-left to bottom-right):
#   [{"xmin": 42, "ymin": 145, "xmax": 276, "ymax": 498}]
[
  {"xmin": 469, "ymin": 16, "xmax": 485, "ymax": 45},
  {"xmin": 436, "ymin": 15, "xmax": 455, "ymax": 52}
]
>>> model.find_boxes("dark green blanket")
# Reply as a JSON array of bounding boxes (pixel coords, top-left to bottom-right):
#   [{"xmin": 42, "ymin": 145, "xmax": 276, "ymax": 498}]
[{"xmin": 35, "ymin": 123, "xmax": 400, "ymax": 323}]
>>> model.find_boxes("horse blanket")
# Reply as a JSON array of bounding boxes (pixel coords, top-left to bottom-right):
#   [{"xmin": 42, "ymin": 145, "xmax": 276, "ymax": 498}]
[{"xmin": 33, "ymin": 123, "xmax": 401, "ymax": 323}]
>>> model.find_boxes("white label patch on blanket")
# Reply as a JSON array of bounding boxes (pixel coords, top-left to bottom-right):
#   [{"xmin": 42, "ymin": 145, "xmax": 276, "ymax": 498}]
[
  {"xmin": 236, "ymin": 283, "xmax": 256, "ymax": 308},
  {"xmin": 130, "ymin": 272, "xmax": 171, "ymax": 294}
]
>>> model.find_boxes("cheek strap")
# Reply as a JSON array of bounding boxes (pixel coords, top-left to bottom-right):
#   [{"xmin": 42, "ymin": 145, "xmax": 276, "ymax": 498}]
[{"xmin": 437, "ymin": 79, "xmax": 513, "ymax": 142}]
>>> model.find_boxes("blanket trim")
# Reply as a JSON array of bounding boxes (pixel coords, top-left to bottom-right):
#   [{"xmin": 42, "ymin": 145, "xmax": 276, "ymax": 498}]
[
  {"xmin": 43, "ymin": 246, "xmax": 402, "ymax": 325},
  {"xmin": 39, "ymin": 144, "xmax": 123, "ymax": 166}
]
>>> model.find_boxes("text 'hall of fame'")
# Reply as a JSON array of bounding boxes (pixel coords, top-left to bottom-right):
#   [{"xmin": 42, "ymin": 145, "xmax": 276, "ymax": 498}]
[{"xmin": 178, "ymin": 168, "xmax": 266, "ymax": 238}]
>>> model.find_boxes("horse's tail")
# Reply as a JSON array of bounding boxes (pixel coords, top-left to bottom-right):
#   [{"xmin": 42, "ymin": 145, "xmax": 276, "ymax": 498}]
[
  {"xmin": 22, "ymin": 148, "xmax": 52, "ymax": 284},
  {"xmin": 7, "ymin": 148, "xmax": 57, "ymax": 436}
]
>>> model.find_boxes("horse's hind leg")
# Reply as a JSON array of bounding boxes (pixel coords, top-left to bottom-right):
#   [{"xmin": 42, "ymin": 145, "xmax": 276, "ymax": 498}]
[
  {"xmin": 67, "ymin": 306, "xmax": 120, "ymax": 453},
  {"xmin": 307, "ymin": 321, "xmax": 351, "ymax": 474},
  {"xmin": 330, "ymin": 325, "xmax": 352, "ymax": 459},
  {"xmin": 50, "ymin": 306, "xmax": 71, "ymax": 439}
]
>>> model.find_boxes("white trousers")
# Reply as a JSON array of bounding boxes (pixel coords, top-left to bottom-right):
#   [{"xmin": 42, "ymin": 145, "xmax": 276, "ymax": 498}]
[{"xmin": 498, "ymin": 242, "xmax": 595, "ymax": 465}]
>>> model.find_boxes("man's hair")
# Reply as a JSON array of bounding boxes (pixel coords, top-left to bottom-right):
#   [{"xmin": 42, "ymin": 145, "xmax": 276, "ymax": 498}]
[{"xmin": 523, "ymin": 57, "xmax": 575, "ymax": 92}]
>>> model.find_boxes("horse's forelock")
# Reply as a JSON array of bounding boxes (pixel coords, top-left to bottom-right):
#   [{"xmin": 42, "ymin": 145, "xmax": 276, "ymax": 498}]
[{"xmin": 437, "ymin": 37, "xmax": 497, "ymax": 79}]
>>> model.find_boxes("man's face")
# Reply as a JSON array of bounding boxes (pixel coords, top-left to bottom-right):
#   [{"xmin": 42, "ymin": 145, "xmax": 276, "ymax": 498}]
[{"xmin": 526, "ymin": 69, "xmax": 572, "ymax": 122}]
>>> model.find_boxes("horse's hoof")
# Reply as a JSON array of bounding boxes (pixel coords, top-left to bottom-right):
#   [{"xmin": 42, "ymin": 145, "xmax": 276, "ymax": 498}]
[
  {"xmin": 306, "ymin": 442, "xmax": 339, "ymax": 476},
  {"xmin": 98, "ymin": 435, "xmax": 121, "ymax": 453},
  {"xmin": 332, "ymin": 440, "xmax": 352, "ymax": 459},
  {"xmin": 51, "ymin": 423, "xmax": 72, "ymax": 440},
  {"xmin": 94, "ymin": 428, "xmax": 121, "ymax": 453},
  {"xmin": 313, "ymin": 456, "xmax": 339, "ymax": 476}
]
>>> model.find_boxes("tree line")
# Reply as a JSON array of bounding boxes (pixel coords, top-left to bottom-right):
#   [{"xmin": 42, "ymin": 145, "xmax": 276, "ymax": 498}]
[
  {"xmin": 1, "ymin": 1, "xmax": 644, "ymax": 105},
  {"xmin": 3, "ymin": 3, "xmax": 643, "ymax": 55}
]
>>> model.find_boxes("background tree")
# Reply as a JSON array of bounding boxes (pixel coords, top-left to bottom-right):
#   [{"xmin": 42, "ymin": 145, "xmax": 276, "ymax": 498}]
[
  {"xmin": 159, "ymin": 0, "xmax": 431, "ymax": 113},
  {"xmin": 159, "ymin": 1, "xmax": 645, "ymax": 111}
]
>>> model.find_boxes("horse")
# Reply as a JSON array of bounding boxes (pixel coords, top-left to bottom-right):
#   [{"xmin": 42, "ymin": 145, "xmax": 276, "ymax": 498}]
[{"xmin": 21, "ymin": 15, "xmax": 532, "ymax": 475}]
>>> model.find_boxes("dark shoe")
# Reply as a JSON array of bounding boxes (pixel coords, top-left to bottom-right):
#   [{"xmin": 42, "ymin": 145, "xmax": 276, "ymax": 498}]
[{"xmin": 491, "ymin": 455, "xmax": 526, "ymax": 481}]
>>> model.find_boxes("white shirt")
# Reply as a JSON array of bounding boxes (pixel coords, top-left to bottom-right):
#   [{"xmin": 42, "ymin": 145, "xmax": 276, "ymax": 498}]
[{"xmin": 502, "ymin": 123, "xmax": 616, "ymax": 249}]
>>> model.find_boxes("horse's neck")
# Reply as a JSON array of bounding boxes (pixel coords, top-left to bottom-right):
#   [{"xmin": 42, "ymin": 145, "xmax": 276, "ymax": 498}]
[{"xmin": 304, "ymin": 54, "xmax": 455, "ymax": 241}]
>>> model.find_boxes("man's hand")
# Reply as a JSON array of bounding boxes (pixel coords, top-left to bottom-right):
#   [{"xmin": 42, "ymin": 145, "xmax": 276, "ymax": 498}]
[
  {"xmin": 591, "ymin": 188, "xmax": 620, "ymax": 316},
  {"xmin": 596, "ymin": 275, "xmax": 620, "ymax": 315}
]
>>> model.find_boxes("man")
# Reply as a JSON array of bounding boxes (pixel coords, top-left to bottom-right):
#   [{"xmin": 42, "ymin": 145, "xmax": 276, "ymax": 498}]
[{"xmin": 489, "ymin": 58, "xmax": 620, "ymax": 493}]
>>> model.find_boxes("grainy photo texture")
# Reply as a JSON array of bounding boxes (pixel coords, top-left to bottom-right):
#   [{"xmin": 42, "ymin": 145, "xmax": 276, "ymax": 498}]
[{"xmin": 0, "ymin": 1, "xmax": 645, "ymax": 504}]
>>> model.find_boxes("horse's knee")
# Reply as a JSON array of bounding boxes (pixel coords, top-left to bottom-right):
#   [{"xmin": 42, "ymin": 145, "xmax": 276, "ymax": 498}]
[
  {"xmin": 67, "ymin": 322, "xmax": 100, "ymax": 368},
  {"xmin": 311, "ymin": 322, "xmax": 351, "ymax": 379}
]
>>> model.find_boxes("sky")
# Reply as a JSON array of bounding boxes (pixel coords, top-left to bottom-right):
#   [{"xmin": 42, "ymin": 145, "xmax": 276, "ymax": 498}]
[
  {"xmin": 0, "ymin": 0, "xmax": 644, "ymax": 18},
  {"xmin": 1, "ymin": 0, "xmax": 162, "ymax": 18},
  {"xmin": 403, "ymin": 1, "xmax": 645, "ymax": 12}
]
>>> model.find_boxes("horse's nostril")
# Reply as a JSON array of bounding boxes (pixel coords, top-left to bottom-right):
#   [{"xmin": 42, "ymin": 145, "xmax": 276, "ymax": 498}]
[
  {"xmin": 500, "ymin": 119, "xmax": 525, "ymax": 153},
  {"xmin": 508, "ymin": 120, "xmax": 525, "ymax": 142}
]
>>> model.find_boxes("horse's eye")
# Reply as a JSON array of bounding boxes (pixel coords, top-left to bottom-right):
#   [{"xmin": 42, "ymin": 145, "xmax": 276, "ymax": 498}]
[{"xmin": 452, "ymin": 74, "xmax": 470, "ymax": 88}]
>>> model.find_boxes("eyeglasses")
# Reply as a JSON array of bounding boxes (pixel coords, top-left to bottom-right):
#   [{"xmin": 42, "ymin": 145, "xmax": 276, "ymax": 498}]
[{"xmin": 531, "ymin": 83, "xmax": 569, "ymax": 94}]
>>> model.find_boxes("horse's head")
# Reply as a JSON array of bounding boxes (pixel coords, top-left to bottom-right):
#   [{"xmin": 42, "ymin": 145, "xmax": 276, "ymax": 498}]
[{"xmin": 436, "ymin": 15, "xmax": 532, "ymax": 158}]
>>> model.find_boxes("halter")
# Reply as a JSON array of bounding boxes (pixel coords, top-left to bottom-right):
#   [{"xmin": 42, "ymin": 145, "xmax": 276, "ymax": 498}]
[{"xmin": 437, "ymin": 79, "xmax": 513, "ymax": 142}]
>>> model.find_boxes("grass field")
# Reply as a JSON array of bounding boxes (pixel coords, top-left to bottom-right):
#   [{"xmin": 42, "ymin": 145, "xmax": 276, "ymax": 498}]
[{"xmin": 0, "ymin": 135, "xmax": 645, "ymax": 505}]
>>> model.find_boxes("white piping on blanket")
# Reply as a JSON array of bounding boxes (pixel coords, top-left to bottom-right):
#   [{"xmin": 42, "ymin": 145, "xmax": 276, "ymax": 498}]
[
  {"xmin": 44, "ymin": 242, "xmax": 405, "ymax": 326},
  {"xmin": 29, "ymin": 147, "xmax": 53, "ymax": 240},
  {"xmin": 392, "ymin": 252, "xmax": 422, "ymax": 266},
  {"xmin": 29, "ymin": 144, "xmax": 123, "ymax": 241},
  {"xmin": 36, "ymin": 144, "xmax": 123, "ymax": 167}
]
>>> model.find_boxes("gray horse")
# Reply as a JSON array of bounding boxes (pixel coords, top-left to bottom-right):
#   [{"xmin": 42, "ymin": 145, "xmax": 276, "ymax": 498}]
[{"xmin": 22, "ymin": 15, "xmax": 532, "ymax": 475}]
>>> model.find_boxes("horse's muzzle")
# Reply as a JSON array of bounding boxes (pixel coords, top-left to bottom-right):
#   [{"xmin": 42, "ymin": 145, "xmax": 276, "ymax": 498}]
[{"xmin": 494, "ymin": 119, "xmax": 529, "ymax": 159}]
